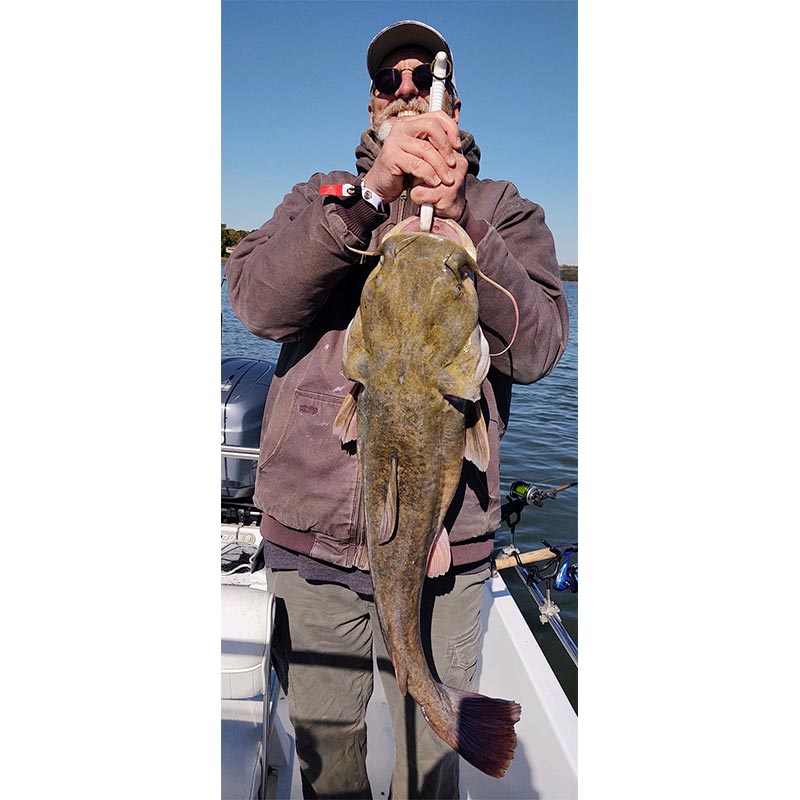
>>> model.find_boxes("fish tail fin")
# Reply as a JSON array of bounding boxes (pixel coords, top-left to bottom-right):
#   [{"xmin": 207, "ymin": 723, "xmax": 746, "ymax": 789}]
[{"xmin": 436, "ymin": 684, "xmax": 521, "ymax": 779}]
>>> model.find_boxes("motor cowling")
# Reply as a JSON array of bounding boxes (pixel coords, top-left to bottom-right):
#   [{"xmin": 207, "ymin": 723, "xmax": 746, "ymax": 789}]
[{"xmin": 221, "ymin": 358, "xmax": 275, "ymax": 504}]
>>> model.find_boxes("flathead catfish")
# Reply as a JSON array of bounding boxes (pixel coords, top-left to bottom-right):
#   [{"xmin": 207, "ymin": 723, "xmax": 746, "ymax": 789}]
[{"xmin": 334, "ymin": 217, "xmax": 521, "ymax": 778}]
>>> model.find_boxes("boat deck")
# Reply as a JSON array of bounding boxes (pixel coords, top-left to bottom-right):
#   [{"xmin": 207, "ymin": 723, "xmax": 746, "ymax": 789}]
[{"xmin": 222, "ymin": 555, "xmax": 577, "ymax": 799}]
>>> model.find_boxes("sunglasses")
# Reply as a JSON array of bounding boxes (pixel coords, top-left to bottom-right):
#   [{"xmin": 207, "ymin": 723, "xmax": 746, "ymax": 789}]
[{"xmin": 371, "ymin": 60, "xmax": 454, "ymax": 96}]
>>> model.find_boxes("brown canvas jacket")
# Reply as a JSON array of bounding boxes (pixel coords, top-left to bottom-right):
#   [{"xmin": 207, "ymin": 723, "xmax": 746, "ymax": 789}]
[{"xmin": 227, "ymin": 129, "xmax": 568, "ymax": 570}]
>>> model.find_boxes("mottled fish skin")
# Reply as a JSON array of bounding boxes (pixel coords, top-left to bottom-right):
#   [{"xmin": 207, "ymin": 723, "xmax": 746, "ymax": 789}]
[{"xmin": 339, "ymin": 221, "xmax": 520, "ymax": 778}]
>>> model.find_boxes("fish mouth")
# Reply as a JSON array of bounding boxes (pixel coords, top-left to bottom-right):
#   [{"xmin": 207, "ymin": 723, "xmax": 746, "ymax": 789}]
[{"xmin": 380, "ymin": 217, "xmax": 478, "ymax": 263}]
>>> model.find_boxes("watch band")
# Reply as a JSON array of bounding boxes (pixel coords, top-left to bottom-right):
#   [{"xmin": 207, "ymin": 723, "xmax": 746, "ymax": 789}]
[{"xmin": 359, "ymin": 180, "xmax": 386, "ymax": 211}]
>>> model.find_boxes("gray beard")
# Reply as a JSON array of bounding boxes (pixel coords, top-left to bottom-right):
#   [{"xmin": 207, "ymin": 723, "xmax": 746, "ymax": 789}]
[{"xmin": 375, "ymin": 120, "xmax": 395, "ymax": 143}]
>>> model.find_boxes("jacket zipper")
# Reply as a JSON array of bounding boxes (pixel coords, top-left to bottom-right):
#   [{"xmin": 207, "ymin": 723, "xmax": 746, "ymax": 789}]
[{"xmin": 397, "ymin": 189, "xmax": 407, "ymax": 224}]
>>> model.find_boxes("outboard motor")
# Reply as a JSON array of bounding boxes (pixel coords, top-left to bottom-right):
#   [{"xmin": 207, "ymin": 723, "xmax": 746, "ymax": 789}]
[{"xmin": 221, "ymin": 357, "xmax": 275, "ymax": 524}]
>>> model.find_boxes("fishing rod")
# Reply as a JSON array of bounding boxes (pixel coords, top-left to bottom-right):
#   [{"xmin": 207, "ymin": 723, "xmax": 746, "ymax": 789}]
[{"xmin": 494, "ymin": 479, "xmax": 579, "ymax": 667}]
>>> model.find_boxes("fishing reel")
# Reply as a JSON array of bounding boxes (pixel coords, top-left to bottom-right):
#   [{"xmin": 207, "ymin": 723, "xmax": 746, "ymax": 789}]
[
  {"xmin": 555, "ymin": 557, "xmax": 578, "ymax": 593},
  {"xmin": 550, "ymin": 543, "xmax": 578, "ymax": 593},
  {"xmin": 522, "ymin": 540, "xmax": 578, "ymax": 594},
  {"xmin": 508, "ymin": 479, "xmax": 559, "ymax": 508},
  {"xmin": 501, "ymin": 480, "xmax": 565, "ymax": 534}
]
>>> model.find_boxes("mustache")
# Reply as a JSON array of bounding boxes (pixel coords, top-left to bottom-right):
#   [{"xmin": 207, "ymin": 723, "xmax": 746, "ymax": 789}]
[
  {"xmin": 372, "ymin": 98, "xmax": 431, "ymax": 141},
  {"xmin": 378, "ymin": 97, "xmax": 430, "ymax": 119},
  {"xmin": 372, "ymin": 95, "xmax": 453, "ymax": 142}
]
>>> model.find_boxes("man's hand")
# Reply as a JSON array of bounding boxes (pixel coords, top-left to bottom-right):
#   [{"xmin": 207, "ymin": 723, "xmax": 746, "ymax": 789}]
[
  {"xmin": 363, "ymin": 111, "xmax": 465, "ymax": 217},
  {"xmin": 407, "ymin": 149, "xmax": 467, "ymax": 220}
]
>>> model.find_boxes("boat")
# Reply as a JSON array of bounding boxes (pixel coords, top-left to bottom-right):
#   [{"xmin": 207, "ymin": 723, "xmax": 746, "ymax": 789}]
[{"xmin": 221, "ymin": 357, "xmax": 578, "ymax": 799}]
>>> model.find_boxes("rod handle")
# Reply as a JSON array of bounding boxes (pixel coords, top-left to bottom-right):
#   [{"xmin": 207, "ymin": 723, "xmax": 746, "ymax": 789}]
[
  {"xmin": 493, "ymin": 546, "xmax": 561, "ymax": 571},
  {"xmin": 420, "ymin": 51, "xmax": 449, "ymax": 232}
]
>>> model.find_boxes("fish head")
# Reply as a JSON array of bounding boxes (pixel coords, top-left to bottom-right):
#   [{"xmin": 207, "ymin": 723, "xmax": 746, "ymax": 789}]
[{"xmin": 359, "ymin": 227, "xmax": 479, "ymax": 367}]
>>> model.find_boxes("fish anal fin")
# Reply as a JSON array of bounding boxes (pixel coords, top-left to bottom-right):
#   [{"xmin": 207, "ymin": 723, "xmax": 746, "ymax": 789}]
[
  {"xmin": 333, "ymin": 385, "xmax": 359, "ymax": 444},
  {"xmin": 426, "ymin": 526, "xmax": 452, "ymax": 577},
  {"xmin": 378, "ymin": 454, "xmax": 399, "ymax": 544},
  {"xmin": 464, "ymin": 404, "xmax": 490, "ymax": 472}
]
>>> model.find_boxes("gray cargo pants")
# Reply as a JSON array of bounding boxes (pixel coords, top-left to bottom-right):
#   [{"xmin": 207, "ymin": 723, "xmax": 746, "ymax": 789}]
[{"xmin": 268, "ymin": 567, "xmax": 490, "ymax": 799}]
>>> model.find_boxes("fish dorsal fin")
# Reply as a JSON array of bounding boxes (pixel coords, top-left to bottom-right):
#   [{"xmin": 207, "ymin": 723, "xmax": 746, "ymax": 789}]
[
  {"xmin": 379, "ymin": 454, "xmax": 399, "ymax": 544},
  {"xmin": 426, "ymin": 526, "xmax": 452, "ymax": 577},
  {"xmin": 333, "ymin": 385, "xmax": 359, "ymax": 444},
  {"xmin": 464, "ymin": 404, "xmax": 490, "ymax": 472}
]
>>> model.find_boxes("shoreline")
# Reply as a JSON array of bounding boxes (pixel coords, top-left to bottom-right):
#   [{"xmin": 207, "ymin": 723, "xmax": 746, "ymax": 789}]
[{"xmin": 223, "ymin": 255, "xmax": 577, "ymax": 281}]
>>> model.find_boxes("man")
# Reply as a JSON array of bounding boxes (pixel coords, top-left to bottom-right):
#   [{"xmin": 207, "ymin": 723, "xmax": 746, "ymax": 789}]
[{"xmin": 227, "ymin": 20, "xmax": 568, "ymax": 799}]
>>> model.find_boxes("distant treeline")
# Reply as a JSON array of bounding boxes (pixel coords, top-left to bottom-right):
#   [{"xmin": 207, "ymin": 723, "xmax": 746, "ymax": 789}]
[
  {"xmin": 222, "ymin": 224, "xmax": 254, "ymax": 257},
  {"xmin": 224, "ymin": 225, "xmax": 577, "ymax": 281},
  {"xmin": 560, "ymin": 265, "xmax": 578, "ymax": 282}
]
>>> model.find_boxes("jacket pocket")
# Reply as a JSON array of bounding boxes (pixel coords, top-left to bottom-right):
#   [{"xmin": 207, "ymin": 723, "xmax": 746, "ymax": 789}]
[{"xmin": 257, "ymin": 389, "xmax": 360, "ymax": 540}]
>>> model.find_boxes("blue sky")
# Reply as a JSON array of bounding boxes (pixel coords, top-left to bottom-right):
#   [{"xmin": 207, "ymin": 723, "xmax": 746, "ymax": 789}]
[{"xmin": 222, "ymin": 0, "xmax": 578, "ymax": 264}]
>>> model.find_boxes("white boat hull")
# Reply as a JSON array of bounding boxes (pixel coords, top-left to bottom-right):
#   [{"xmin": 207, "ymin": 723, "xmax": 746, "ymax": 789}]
[{"xmin": 462, "ymin": 575, "xmax": 577, "ymax": 799}]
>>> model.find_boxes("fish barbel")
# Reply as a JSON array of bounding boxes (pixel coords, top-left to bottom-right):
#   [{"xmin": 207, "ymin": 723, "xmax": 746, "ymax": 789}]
[{"xmin": 334, "ymin": 217, "xmax": 521, "ymax": 778}]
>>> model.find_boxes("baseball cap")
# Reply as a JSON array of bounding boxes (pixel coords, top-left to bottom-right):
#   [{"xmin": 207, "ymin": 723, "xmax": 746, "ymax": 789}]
[{"xmin": 366, "ymin": 20, "xmax": 457, "ymax": 95}]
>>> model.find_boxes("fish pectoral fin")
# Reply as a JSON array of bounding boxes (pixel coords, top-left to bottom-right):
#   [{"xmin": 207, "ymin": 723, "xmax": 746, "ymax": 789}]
[
  {"xmin": 333, "ymin": 385, "xmax": 359, "ymax": 444},
  {"xmin": 426, "ymin": 526, "xmax": 452, "ymax": 577},
  {"xmin": 378, "ymin": 454, "xmax": 399, "ymax": 545},
  {"xmin": 444, "ymin": 394, "xmax": 468, "ymax": 413},
  {"xmin": 464, "ymin": 403, "xmax": 490, "ymax": 472},
  {"xmin": 473, "ymin": 326, "xmax": 491, "ymax": 386},
  {"xmin": 341, "ymin": 311, "xmax": 370, "ymax": 384}
]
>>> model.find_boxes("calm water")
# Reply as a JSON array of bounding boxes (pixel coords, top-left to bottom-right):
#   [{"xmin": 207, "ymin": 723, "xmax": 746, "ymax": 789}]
[{"xmin": 222, "ymin": 265, "xmax": 578, "ymax": 709}]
